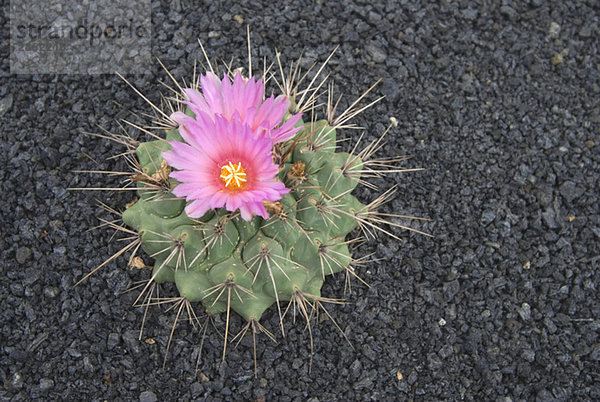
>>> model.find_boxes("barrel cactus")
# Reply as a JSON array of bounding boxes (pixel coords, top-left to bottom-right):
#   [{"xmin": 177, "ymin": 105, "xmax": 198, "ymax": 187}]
[{"xmin": 80, "ymin": 44, "xmax": 426, "ymax": 370}]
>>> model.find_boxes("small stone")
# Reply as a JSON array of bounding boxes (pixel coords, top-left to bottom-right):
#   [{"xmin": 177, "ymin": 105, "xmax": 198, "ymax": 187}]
[
  {"xmin": 292, "ymin": 358, "xmax": 303, "ymax": 370},
  {"xmin": 366, "ymin": 43, "xmax": 387, "ymax": 63},
  {"xmin": 500, "ymin": 6, "xmax": 516, "ymax": 19},
  {"xmin": 462, "ymin": 8, "xmax": 478, "ymax": 20},
  {"xmin": 233, "ymin": 15, "xmax": 244, "ymax": 24},
  {"xmin": 233, "ymin": 371, "xmax": 253, "ymax": 382},
  {"xmin": 39, "ymin": 378, "xmax": 54, "ymax": 392},
  {"xmin": 10, "ymin": 283, "xmax": 23, "ymax": 296},
  {"xmin": 438, "ymin": 344, "xmax": 453, "ymax": 359},
  {"xmin": 549, "ymin": 22, "xmax": 561, "ymax": 38},
  {"xmin": 123, "ymin": 330, "xmax": 140, "ymax": 355},
  {"xmin": 435, "ymin": 57, "xmax": 450, "ymax": 69},
  {"xmin": 190, "ymin": 382, "xmax": 203, "ymax": 398},
  {"xmin": 590, "ymin": 345, "xmax": 600, "ymax": 361},
  {"xmin": 367, "ymin": 11, "xmax": 382, "ymax": 24},
  {"xmin": 107, "ymin": 333, "xmax": 120, "ymax": 350},
  {"xmin": 350, "ymin": 359, "xmax": 361, "ymax": 380},
  {"xmin": 83, "ymin": 356, "xmax": 94, "ymax": 372},
  {"xmin": 481, "ymin": 210, "xmax": 496, "ymax": 225},
  {"xmin": 72, "ymin": 101, "xmax": 83, "ymax": 113},
  {"xmin": 499, "ymin": 220, "xmax": 511, "ymax": 237},
  {"xmin": 427, "ymin": 352, "xmax": 443, "ymax": 370},
  {"xmin": 381, "ymin": 77, "xmax": 401, "ymax": 102},
  {"xmin": 43, "ymin": 286, "xmax": 59, "ymax": 298},
  {"xmin": 551, "ymin": 53, "xmax": 563, "ymax": 65},
  {"xmin": 67, "ymin": 348, "xmax": 81, "ymax": 358},
  {"xmin": 544, "ymin": 317, "xmax": 558, "ymax": 334},
  {"xmin": 16, "ymin": 247, "xmax": 32, "ymax": 264},
  {"xmin": 0, "ymin": 94, "xmax": 13, "ymax": 116},
  {"xmin": 579, "ymin": 25, "xmax": 593, "ymax": 38},
  {"xmin": 438, "ymin": 318, "xmax": 447, "ymax": 326},
  {"xmin": 537, "ymin": 389, "xmax": 555, "ymax": 401},
  {"xmin": 172, "ymin": 0, "xmax": 182, "ymax": 12},
  {"xmin": 139, "ymin": 391, "xmax": 158, "ymax": 402},
  {"xmin": 542, "ymin": 209, "xmax": 558, "ymax": 229},
  {"xmin": 6, "ymin": 347, "xmax": 26, "ymax": 361},
  {"xmin": 559, "ymin": 181, "xmax": 584, "ymax": 203},
  {"xmin": 407, "ymin": 370, "xmax": 418, "ymax": 385},
  {"xmin": 535, "ymin": 184, "xmax": 553, "ymax": 207},
  {"xmin": 353, "ymin": 376, "xmax": 373, "ymax": 390},
  {"xmin": 198, "ymin": 372, "xmax": 210, "ymax": 383},
  {"xmin": 443, "ymin": 280, "xmax": 460, "ymax": 300},
  {"xmin": 522, "ymin": 348, "xmax": 536, "ymax": 362},
  {"xmin": 518, "ymin": 303, "xmax": 531, "ymax": 321},
  {"xmin": 11, "ymin": 372, "xmax": 24, "ymax": 389}
]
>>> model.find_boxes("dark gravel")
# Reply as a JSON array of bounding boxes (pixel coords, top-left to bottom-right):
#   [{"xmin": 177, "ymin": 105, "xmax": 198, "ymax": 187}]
[{"xmin": 2, "ymin": 0, "xmax": 599, "ymax": 400}]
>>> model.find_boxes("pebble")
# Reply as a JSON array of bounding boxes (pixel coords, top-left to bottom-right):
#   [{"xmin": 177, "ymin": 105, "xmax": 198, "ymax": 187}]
[
  {"xmin": 559, "ymin": 181, "xmax": 584, "ymax": 203},
  {"xmin": 122, "ymin": 330, "xmax": 140, "ymax": 355},
  {"xmin": 43, "ymin": 286, "xmax": 59, "ymax": 298},
  {"xmin": 39, "ymin": 378, "xmax": 54, "ymax": 392},
  {"xmin": 107, "ymin": 333, "xmax": 120, "ymax": 350},
  {"xmin": 190, "ymin": 382, "xmax": 203, "ymax": 398},
  {"xmin": 549, "ymin": 22, "xmax": 561, "ymax": 38},
  {"xmin": 481, "ymin": 210, "xmax": 496, "ymax": 225},
  {"xmin": 16, "ymin": 247, "xmax": 32, "ymax": 264},
  {"xmin": 381, "ymin": 77, "xmax": 401, "ymax": 102},
  {"xmin": 542, "ymin": 209, "xmax": 558, "ymax": 229},
  {"xmin": 517, "ymin": 303, "xmax": 531, "ymax": 321},
  {"xmin": 551, "ymin": 53, "xmax": 563, "ymax": 65},
  {"xmin": 438, "ymin": 344, "xmax": 453, "ymax": 359},
  {"xmin": 0, "ymin": 94, "xmax": 13, "ymax": 116},
  {"xmin": 139, "ymin": 391, "xmax": 158, "ymax": 402},
  {"xmin": 500, "ymin": 6, "xmax": 516, "ymax": 19},
  {"xmin": 365, "ymin": 43, "xmax": 387, "ymax": 63},
  {"xmin": 522, "ymin": 349, "xmax": 536, "ymax": 362},
  {"xmin": 11, "ymin": 372, "xmax": 24, "ymax": 389}
]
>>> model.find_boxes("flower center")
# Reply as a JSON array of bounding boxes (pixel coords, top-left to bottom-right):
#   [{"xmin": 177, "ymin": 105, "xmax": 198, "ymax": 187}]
[{"xmin": 220, "ymin": 161, "xmax": 247, "ymax": 190}]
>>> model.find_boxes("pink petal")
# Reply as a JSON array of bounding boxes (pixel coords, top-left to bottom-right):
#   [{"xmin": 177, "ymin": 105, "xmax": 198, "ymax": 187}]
[
  {"xmin": 185, "ymin": 199, "xmax": 211, "ymax": 218},
  {"xmin": 200, "ymin": 72, "xmax": 224, "ymax": 114}
]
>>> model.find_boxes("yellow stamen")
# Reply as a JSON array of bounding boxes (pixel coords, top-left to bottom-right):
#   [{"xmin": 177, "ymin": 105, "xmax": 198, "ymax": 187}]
[{"xmin": 220, "ymin": 161, "xmax": 247, "ymax": 190}]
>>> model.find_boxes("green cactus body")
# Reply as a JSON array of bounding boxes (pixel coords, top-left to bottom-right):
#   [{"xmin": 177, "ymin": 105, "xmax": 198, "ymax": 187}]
[{"xmin": 121, "ymin": 116, "xmax": 367, "ymax": 323}]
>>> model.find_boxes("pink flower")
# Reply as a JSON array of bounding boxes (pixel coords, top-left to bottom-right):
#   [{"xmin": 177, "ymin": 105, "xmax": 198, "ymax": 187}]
[
  {"xmin": 163, "ymin": 111, "xmax": 290, "ymax": 221},
  {"xmin": 183, "ymin": 72, "xmax": 302, "ymax": 143}
]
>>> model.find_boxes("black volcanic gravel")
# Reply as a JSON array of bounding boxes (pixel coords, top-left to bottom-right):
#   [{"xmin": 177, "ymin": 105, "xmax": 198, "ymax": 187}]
[{"xmin": 1, "ymin": 1, "xmax": 599, "ymax": 400}]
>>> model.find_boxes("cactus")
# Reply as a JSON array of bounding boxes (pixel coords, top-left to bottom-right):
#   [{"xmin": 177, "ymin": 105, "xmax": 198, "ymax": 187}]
[
  {"xmin": 79, "ymin": 43, "xmax": 428, "ymax": 372},
  {"xmin": 123, "ymin": 116, "xmax": 365, "ymax": 316}
]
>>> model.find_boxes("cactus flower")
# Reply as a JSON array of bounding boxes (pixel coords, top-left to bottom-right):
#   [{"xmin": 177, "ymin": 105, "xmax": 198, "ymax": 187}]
[
  {"xmin": 163, "ymin": 111, "xmax": 289, "ymax": 221},
  {"xmin": 183, "ymin": 72, "xmax": 302, "ymax": 143}
]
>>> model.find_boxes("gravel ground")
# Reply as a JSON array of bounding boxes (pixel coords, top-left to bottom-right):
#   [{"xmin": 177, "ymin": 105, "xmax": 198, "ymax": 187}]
[{"xmin": 1, "ymin": 0, "xmax": 599, "ymax": 400}]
